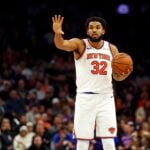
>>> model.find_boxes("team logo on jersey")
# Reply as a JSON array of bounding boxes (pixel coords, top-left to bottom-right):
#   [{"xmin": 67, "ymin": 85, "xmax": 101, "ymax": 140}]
[{"xmin": 108, "ymin": 127, "xmax": 115, "ymax": 134}]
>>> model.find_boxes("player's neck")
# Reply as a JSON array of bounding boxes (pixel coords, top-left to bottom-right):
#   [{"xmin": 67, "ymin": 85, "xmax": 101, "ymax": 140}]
[{"xmin": 88, "ymin": 40, "xmax": 104, "ymax": 49}]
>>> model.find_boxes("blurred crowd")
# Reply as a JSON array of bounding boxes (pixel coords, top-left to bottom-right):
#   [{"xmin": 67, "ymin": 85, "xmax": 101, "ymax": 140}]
[
  {"xmin": 0, "ymin": 46, "xmax": 149, "ymax": 150},
  {"xmin": 0, "ymin": 0, "xmax": 150, "ymax": 150}
]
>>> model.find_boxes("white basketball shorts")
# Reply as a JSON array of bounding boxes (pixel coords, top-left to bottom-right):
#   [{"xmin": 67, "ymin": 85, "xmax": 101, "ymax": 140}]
[{"xmin": 73, "ymin": 93, "xmax": 117, "ymax": 139}]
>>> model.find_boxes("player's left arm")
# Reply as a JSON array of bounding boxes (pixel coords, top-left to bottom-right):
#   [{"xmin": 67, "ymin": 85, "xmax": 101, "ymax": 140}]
[{"xmin": 110, "ymin": 43, "xmax": 133, "ymax": 81}]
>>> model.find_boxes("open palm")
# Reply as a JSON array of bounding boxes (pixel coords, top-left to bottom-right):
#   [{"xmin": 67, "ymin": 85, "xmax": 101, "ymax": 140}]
[{"xmin": 52, "ymin": 15, "xmax": 64, "ymax": 34}]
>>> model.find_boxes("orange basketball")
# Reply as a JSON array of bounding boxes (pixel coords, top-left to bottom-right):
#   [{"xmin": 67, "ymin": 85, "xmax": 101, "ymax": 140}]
[{"xmin": 112, "ymin": 52, "xmax": 133, "ymax": 74}]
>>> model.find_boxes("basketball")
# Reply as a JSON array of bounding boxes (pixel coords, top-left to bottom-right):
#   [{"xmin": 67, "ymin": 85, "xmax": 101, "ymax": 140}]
[{"xmin": 112, "ymin": 52, "xmax": 133, "ymax": 74}]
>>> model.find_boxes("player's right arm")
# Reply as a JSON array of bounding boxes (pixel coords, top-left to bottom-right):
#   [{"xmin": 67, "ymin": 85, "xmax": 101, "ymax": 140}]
[{"xmin": 52, "ymin": 14, "xmax": 83, "ymax": 52}]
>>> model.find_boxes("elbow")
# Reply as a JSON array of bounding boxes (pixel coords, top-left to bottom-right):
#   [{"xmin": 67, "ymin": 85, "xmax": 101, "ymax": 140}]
[{"xmin": 54, "ymin": 44, "xmax": 64, "ymax": 50}]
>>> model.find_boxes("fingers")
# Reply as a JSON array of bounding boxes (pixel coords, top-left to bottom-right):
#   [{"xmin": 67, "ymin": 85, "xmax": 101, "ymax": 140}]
[
  {"xmin": 60, "ymin": 16, "xmax": 64, "ymax": 24},
  {"xmin": 52, "ymin": 14, "xmax": 64, "ymax": 23},
  {"xmin": 120, "ymin": 69, "xmax": 133, "ymax": 76}
]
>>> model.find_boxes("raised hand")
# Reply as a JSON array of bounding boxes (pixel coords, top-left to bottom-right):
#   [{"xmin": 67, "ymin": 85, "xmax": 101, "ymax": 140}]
[{"xmin": 52, "ymin": 15, "xmax": 64, "ymax": 35}]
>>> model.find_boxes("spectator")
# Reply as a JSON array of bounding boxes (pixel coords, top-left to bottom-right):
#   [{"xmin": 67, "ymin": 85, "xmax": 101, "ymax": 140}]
[
  {"xmin": 26, "ymin": 122, "xmax": 35, "ymax": 143},
  {"xmin": 4, "ymin": 89, "xmax": 25, "ymax": 116},
  {"xmin": 51, "ymin": 125, "xmax": 74, "ymax": 150},
  {"xmin": 0, "ymin": 118, "xmax": 14, "ymax": 150},
  {"xmin": 27, "ymin": 135, "xmax": 48, "ymax": 150},
  {"xmin": 13, "ymin": 125, "xmax": 32, "ymax": 150},
  {"xmin": 35, "ymin": 120, "xmax": 52, "ymax": 149}
]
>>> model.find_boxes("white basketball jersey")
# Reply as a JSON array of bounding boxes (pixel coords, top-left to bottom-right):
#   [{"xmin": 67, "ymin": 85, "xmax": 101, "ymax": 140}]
[{"xmin": 74, "ymin": 39, "xmax": 113, "ymax": 93}]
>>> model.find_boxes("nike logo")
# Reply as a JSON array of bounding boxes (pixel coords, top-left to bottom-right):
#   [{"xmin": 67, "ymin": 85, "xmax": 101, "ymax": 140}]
[{"xmin": 87, "ymin": 47, "xmax": 91, "ymax": 50}]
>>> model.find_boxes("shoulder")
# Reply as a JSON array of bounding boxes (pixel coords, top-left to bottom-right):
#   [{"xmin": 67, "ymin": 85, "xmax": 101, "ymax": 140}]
[
  {"xmin": 52, "ymin": 133, "xmax": 59, "ymax": 141},
  {"xmin": 69, "ymin": 38, "xmax": 84, "ymax": 45},
  {"xmin": 14, "ymin": 135, "xmax": 20, "ymax": 140},
  {"xmin": 67, "ymin": 133, "xmax": 73, "ymax": 138},
  {"xmin": 69, "ymin": 38, "xmax": 85, "ymax": 50}
]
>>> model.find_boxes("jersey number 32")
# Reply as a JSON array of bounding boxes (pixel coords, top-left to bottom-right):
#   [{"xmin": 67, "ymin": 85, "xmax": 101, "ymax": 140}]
[{"xmin": 91, "ymin": 60, "xmax": 107, "ymax": 75}]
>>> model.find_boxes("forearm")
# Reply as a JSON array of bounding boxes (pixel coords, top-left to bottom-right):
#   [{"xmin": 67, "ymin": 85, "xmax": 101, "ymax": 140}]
[{"xmin": 54, "ymin": 33, "xmax": 65, "ymax": 50}]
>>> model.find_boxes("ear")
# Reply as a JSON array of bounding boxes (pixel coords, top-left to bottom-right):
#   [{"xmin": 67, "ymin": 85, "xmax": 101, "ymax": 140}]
[
  {"xmin": 87, "ymin": 30, "xmax": 89, "ymax": 35},
  {"xmin": 102, "ymin": 29, "xmax": 105, "ymax": 35}
]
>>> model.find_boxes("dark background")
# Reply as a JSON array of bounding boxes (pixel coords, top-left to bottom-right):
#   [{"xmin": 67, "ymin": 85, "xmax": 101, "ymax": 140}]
[
  {"xmin": 0, "ymin": 0, "xmax": 149, "ymax": 52},
  {"xmin": 0, "ymin": 0, "xmax": 149, "ymax": 77}
]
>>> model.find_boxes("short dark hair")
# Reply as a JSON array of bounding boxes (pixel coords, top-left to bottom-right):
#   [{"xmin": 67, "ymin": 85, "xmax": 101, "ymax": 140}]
[{"xmin": 85, "ymin": 16, "xmax": 107, "ymax": 30}]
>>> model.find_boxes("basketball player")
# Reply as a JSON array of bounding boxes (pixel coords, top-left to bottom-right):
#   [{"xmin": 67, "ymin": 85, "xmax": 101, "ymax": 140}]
[{"xmin": 52, "ymin": 14, "xmax": 132, "ymax": 150}]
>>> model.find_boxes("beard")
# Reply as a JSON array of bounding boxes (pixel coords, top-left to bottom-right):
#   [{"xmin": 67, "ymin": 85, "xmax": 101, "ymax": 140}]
[{"xmin": 87, "ymin": 35, "xmax": 103, "ymax": 42}]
